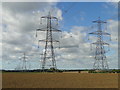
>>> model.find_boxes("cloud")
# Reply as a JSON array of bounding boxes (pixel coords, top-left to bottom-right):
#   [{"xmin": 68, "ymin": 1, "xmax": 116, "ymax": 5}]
[
  {"xmin": 2, "ymin": 2, "xmax": 118, "ymax": 70},
  {"xmin": 2, "ymin": 2, "xmax": 63, "ymax": 69},
  {"xmin": 57, "ymin": 19, "xmax": 118, "ymax": 69},
  {"xmin": 2, "ymin": 0, "xmax": 60, "ymax": 2},
  {"xmin": 105, "ymin": 1, "xmax": 119, "ymax": 8}
]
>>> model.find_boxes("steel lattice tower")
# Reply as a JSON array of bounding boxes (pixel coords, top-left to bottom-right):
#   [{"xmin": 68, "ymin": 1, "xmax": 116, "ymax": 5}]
[
  {"xmin": 19, "ymin": 53, "xmax": 29, "ymax": 71},
  {"xmin": 36, "ymin": 12, "xmax": 61, "ymax": 71},
  {"xmin": 89, "ymin": 17, "xmax": 111, "ymax": 70}
]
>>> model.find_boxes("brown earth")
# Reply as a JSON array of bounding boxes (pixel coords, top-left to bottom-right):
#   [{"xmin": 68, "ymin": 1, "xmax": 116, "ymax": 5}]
[{"xmin": 2, "ymin": 73, "xmax": 119, "ymax": 88}]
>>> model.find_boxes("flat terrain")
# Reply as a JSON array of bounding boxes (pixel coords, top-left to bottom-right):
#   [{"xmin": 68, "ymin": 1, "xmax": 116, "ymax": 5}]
[{"xmin": 2, "ymin": 73, "xmax": 118, "ymax": 88}]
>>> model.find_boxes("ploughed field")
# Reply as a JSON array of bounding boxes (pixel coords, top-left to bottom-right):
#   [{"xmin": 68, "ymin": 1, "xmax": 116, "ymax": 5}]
[{"xmin": 2, "ymin": 73, "xmax": 118, "ymax": 88}]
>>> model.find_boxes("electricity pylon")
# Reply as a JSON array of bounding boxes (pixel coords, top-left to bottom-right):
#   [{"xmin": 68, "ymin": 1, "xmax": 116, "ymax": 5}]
[
  {"xmin": 36, "ymin": 12, "xmax": 62, "ymax": 71},
  {"xmin": 19, "ymin": 53, "xmax": 29, "ymax": 71},
  {"xmin": 88, "ymin": 17, "xmax": 111, "ymax": 70}
]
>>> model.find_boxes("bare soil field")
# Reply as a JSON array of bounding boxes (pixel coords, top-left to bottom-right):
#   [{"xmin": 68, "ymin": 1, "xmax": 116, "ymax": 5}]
[{"xmin": 2, "ymin": 73, "xmax": 119, "ymax": 88}]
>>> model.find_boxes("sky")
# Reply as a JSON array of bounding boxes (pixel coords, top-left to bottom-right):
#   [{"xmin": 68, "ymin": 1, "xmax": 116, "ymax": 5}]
[{"xmin": 1, "ymin": 1, "xmax": 119, "ymax": 70}]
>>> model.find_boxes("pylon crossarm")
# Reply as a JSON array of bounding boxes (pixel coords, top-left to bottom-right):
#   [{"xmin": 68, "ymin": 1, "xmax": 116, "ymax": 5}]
[
  {"xmin": 41, "ymin": 16, "xmax": 58, "ymax": 20},
  {"xmin": 41, "ymin": 16, "xmax": 48, "ymax": 19},
  {"xmin": 92, "ymin": 20, "xmax": 107, "ymax": 23},
  {"xmin": 36, "ymin": 28, "xmax": 47, "ymax": 31},
  {"xmin": 89, "ymin": 31, "xmax": 110, "ymax": 35},
  {"xmin": 36, "ymin": 28, "xmax": 61, "ymax": 32},
  {"xmin": 39, "ymin": 40, "xmax": 59, "ymax": 42},
  {"xmin": 50, "ymin": 16, "xmax": 58, "ymax": 20},
  {"xmin": 51, "ymin": 28, "xmax": 62, "ymax": 32},
  {"xmin": 101, "ymin": 32, "xmax": 110, "ymax": 35},
  {"xmin": 91, "ymin": 41, "xmax": 109, "ymax": 45}
]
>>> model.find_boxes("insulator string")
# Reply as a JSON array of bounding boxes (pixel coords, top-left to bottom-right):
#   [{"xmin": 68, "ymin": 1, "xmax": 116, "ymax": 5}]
[
  {"xmin": 40, "ymin": 18, "xmax": 42, "ymax": 24},
  {"xmin": 59, "ymin": 42, "xmax": 60, "ymax": 49},
  {"xmin": 38, "ymin": 41, "xmax": 39, "ymax": 48},
  {"xmin": 90, "ymin": 44, "xmax": 92, "ymax": 50},
  {"xmin": 36, "ymin": 30, "xmax": 37, "ymax": 37},
  {"xmin": 110, "ymin": 35, "xmax": 111, "ymax": 41},
  {"xmin": 61, "ymin": 32, "xmax": 62, "ymax": 38}
]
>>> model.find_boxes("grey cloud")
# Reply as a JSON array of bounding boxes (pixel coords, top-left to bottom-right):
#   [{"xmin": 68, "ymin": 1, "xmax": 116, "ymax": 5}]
[
  {"xmin": 2, "ymin": 2, "xmax": 55, "ymax": 13},
  {"xmin": 2, "ymin": 2, "xmax": 118, "ymax": 69}
]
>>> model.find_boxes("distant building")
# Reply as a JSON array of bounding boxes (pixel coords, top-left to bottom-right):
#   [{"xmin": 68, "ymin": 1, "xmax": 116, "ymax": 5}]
[
  {"xmin": 95, "ymin": 70, "xmax": 103, "ymax": 72},
  {"xmin": 62, "ymin": 71, "xmax": 89, "ymax": 73},
  {"xmin": 79, "ymin": 71, "xmax": 89, "ymax": 73},
  {"xmin": 63, "ymin": 71, "xmax": 79, "ymax": 73}
]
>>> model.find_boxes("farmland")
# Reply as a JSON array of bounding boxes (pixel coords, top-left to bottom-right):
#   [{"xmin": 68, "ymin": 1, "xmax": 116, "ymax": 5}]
[{"xmin": 2, "ymin": 72, "xmax": 119, "ymax": 88}]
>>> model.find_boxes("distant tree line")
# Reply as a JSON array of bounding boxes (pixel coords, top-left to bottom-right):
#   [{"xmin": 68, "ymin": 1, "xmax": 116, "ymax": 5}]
[{"xmin": 1, "ymin": 69, "xmax": 120, "ymax": 73}]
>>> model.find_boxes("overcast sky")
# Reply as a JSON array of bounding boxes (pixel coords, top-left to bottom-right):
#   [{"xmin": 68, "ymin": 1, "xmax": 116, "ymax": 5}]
[{"xmin": 1, "ymin": 1, "xmax": 118, "ymax": 70}]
